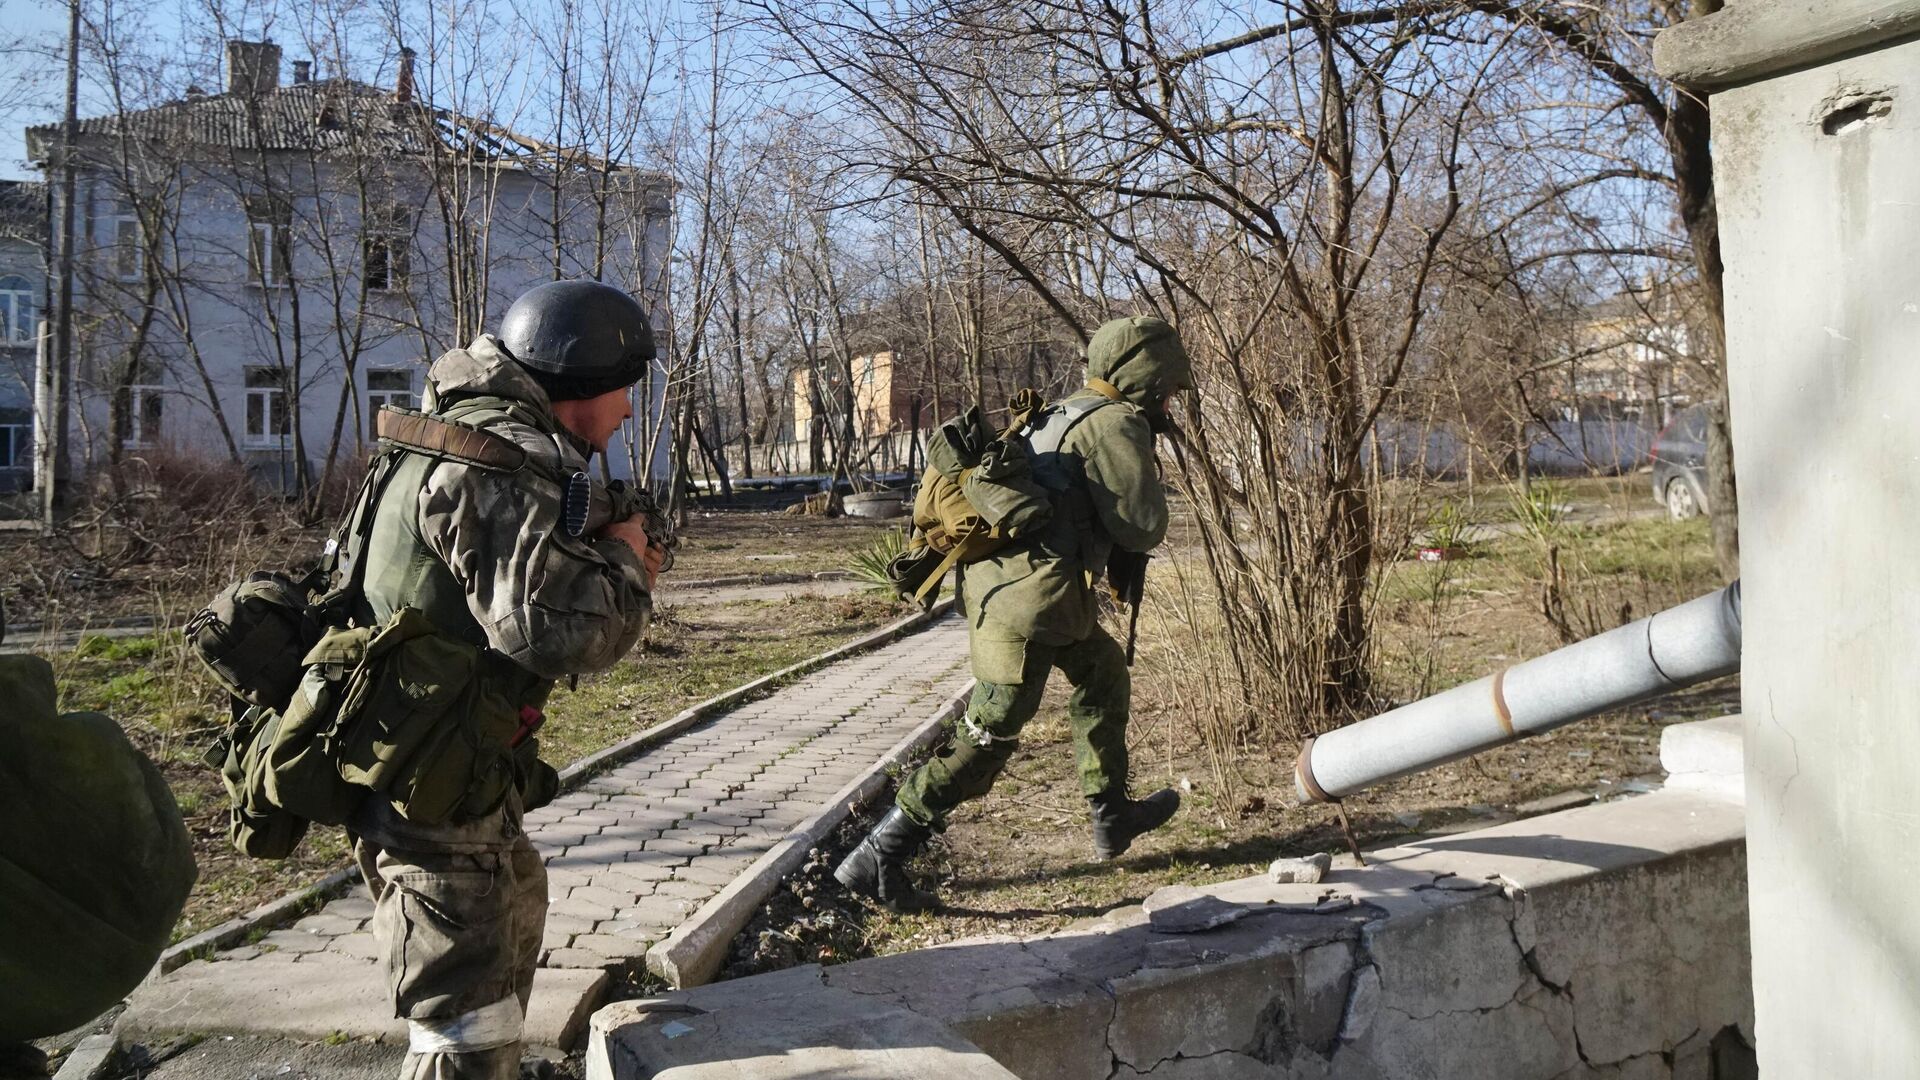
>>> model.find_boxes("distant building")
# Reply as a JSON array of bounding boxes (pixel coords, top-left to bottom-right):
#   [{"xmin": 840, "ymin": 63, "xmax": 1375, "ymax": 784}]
[
  {"xmin": 1558, "ymin": 280, "xmax": 1711, "ymax": 424},
  {"xmin": 0, "ymin": 180, "xmax": 44, "ymax": 493},
  {"xmin": 24, "ymin": 39, "xmax": 672, "ymax": 496},
  {"xmin": 792, "ymin": 351, "xmax": 924, "ymax": 445}
]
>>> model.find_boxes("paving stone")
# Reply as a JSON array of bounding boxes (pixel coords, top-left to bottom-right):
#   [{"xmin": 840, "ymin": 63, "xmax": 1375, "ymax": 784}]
[
  {"xmin": 329, "ymin": 933, "xmax": 381, "ymax": 961},
  {"xmin": 123, "ymin": 617, "xmax": 971, "ymax": 1037},
  {"xmin": 327, "ymin": 896, "xmax": 376, "ymax": 919},
  {"xmin": 569, "ymin": 884, "xmax": 642, "ymax": 909},
  {"xmin": 644, "ymin": 836, "xmax": 712, "ymax": 858},
  {"xmin": 545, "ymin": 913, "xmax": 599, "ymax": 936},
  {"xmin": 291, "ymin": 913, "xmax": 362, "ymax": 937},
  {"xmin": 549, "ymin": 897, "xmax": 619, "ymax": 922},
  {"xmin": 569, "ymin": 933, "xmax": 652, "ymax": 960},
  {"xmin": 541, "ymin": 948, "xmax": 612, "ymax": 970},
  {"xmin": 257, "ymin": 930, "xmax": 327, "ymax": 954}
]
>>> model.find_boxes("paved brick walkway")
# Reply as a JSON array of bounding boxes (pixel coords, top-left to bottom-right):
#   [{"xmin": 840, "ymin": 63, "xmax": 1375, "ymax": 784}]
[{"xmin": 124, "ymin": 616, "xmax": 969, "ymax": 1040}]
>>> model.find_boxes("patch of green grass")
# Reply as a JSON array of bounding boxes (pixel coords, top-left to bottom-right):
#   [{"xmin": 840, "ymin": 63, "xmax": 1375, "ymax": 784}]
[{"xmin": 73, "ymin": 633, "xmax": 162, "ymax": 661}]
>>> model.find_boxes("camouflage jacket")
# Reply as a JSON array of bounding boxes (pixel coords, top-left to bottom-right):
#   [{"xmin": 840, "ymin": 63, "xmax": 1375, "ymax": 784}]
[
  {"xmin": 960, "ymin": 317, "xmax": 1187, "ymax": 684},
  {"xmin": 349, "ymin": 335, "xmax": 652, "ymax": 853}
]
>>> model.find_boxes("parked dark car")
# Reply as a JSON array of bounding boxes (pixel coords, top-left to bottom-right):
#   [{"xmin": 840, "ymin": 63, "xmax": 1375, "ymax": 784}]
[{"xmin": 1650, "ymin": 404, "xmax": 1710, "ymax": 520}]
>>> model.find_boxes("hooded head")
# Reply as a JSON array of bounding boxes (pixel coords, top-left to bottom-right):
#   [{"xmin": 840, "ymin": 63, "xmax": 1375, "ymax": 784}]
[{"xmin": 1085, "ymin": 316, "xmax": 1193, "ymax": 431}]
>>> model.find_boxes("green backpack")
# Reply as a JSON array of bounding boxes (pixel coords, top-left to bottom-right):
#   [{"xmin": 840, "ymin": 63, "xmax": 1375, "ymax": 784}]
[
  {"xmin": 891, "ymin": 382, "xmax": 1124, "ymax": 603},
  {"xmin": 192, "ymin": 409, "xmax": 559, "ymax": 858}
]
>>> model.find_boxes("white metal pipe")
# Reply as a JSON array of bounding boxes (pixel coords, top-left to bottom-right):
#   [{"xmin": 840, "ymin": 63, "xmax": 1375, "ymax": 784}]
[{"xmin": 1294, "ymin": 582, "xmax": 1741, "ymax": 804}]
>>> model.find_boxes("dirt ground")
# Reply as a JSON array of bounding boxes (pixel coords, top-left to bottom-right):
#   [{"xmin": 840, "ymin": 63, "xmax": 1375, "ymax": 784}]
[
  {"xmin": 2, "ymin": 511, "xmax": 900, "ymax": 942},
  {"xmin": 723, "ymin": 472, "xmax": 1736, "ymax": 972}
]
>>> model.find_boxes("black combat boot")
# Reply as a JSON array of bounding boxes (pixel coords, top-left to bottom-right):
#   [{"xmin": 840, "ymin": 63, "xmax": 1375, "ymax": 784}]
[
  {"xmin": 1089, "ymin": 788, "xmax": 1181, "ymax": 860},
  {"xmin": 834, "ymin": 807, "xmax": 941, "ymax": 913}
]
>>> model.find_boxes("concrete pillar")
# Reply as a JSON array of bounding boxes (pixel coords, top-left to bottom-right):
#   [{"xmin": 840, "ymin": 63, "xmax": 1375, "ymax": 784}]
[{"xmin": 1656, "ymin": 3, "xmax": 1920, "ymax": 1073}]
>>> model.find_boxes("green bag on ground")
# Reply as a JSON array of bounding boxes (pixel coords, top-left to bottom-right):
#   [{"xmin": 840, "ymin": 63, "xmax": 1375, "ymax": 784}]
[{"xmin": 0, "ymin": 656, "xmax": 197, "ymax": 1041}]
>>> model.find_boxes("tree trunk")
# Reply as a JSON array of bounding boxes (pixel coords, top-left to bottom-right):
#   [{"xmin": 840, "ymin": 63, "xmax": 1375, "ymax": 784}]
[{"xmin": 1666, "ymin": 69, "xmax": 1739, "ymax": 580}]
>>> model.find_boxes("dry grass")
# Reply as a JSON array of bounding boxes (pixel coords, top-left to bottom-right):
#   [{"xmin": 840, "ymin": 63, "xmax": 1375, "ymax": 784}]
[{"xmin": 733, "ymin": 475, "xmax": 1733, "ymax": 965}]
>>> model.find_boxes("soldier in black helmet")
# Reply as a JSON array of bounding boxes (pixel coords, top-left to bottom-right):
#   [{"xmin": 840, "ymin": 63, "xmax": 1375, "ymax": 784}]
[{"xmin": 349, "ymin": 279, "xmax": 667, "ymax": 1080}]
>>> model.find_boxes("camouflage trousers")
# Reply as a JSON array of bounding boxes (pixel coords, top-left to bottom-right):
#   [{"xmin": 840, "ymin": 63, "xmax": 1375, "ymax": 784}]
[
  {"xmin": 896, "ymin": 626, "xmax": 1130, "ymax": 829},
  {"xmin": 355, "ymin": 835, "xmax": 548, "ymax": 1080}
]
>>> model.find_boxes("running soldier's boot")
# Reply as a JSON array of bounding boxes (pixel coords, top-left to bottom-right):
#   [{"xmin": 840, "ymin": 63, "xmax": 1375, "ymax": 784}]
[
  {"xmin": 834, "ymin": 807, "xmax": 940, "ymax": 913},
  {"xmin": 1089, "ymin": 788, "xmax": 1181, "ymax": 860}
]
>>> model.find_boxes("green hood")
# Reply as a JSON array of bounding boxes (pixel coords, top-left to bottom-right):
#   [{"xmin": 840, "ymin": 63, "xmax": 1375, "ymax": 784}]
[{"xmin": 1085, "ymin": 316, "xmax": 1193, "ymax": 409}]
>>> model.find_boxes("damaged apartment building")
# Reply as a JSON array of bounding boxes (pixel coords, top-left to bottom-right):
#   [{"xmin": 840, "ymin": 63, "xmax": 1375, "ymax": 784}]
[{"xmin": 24, "ymin": 39, "xmax": 672, "ymax": 498}]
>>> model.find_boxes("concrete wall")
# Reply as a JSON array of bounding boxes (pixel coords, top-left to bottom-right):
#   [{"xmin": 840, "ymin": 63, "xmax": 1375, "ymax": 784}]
[
  {"xmin": 1657, "ymin": 3, "xmax": 1920, "ymax": 1072},
  {"xmin": 589, "ymin": 786, "xmax": 1754, "ymax": 1080}
]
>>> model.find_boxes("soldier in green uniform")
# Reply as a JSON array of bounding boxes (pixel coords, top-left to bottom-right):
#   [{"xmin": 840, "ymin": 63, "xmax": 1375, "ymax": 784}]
[
  {"xmin": 836, "ymin": 315, "xmax": 1194, "ymax": 912},
  {"xmin": 349, "ymin": 280, "xmax": 665, "ymax": 1080}
]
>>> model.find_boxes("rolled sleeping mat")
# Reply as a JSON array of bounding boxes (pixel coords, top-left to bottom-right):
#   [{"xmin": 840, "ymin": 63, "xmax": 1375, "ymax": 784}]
[{"xmin": 1295, "ymin": 581, "xmax": 1741, "ymax": 804}]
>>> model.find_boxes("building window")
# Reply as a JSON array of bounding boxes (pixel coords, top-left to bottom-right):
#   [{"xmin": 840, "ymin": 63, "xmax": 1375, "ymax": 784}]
[
  {"xmin": 366, "ymin": 368, "xmax": 414, "ymax": 431},
  {"xmin": 244, "ymin": 367, "xmax": 291, "ymax": 447},
  {"xmin": 363, "ymin": 207, "xmax": 411, "ymax": 292},
  {"xmin": 117, "ymin": 383, "xmax": 166, "ymax": 448},
  {"xmin": 113, "ymin": 214, "xmax": 142, "ymax": 281},
  {"xmin": 246, "ymin": 198, "xmax": 292, "ymax": 285},
  {"xmin": 0, "ymin": 425, "xmax": 28, "ymax": 469},
  {"xmin": 0, "ymin": 276, "xmax": 34, "ymax": 345}
]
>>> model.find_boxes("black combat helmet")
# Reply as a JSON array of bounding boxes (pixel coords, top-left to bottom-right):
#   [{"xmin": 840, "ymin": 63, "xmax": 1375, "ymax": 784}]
[{"xmin": 499, "ymin": 279, "xmax": 656, "ymax": 401}]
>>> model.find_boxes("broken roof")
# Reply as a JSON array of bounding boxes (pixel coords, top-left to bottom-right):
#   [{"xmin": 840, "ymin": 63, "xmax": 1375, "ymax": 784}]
[{"xmin": 25, "ymin": 79, "xmax": 660, "ymax": 181}]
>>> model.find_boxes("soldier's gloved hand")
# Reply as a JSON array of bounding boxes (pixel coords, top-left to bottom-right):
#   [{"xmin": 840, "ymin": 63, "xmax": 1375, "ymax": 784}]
[{"xmin": 600, "ymin": 518, "xmax": 665, "ymax": 590}]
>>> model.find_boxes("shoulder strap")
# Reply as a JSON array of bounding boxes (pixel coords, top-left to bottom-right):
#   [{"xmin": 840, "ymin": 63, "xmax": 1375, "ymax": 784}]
[
  {"xmin": 1029, "ymin": 393, "xmax": 1121, "ymax": 456},
  {"xmin": 375, "ymin": 406, "xmax": 528, "ymax": 473},
  {"xmin": 314, "ymin": 447, "xmax": 408, "ymax": 617},
  {"xmin": 313, "ymin": 405, "xmax": 532, "ymax": 617}
]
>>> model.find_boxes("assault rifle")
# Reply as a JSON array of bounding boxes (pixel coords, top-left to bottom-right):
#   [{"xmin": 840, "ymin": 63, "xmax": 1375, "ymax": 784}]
[
  {"xmin": 1107, "ymin": 548, "xmax": 1150, "ymax": 666},
  {"xmin": 571, "ymin": 476, "xmax": 677, "ymax": 573}
]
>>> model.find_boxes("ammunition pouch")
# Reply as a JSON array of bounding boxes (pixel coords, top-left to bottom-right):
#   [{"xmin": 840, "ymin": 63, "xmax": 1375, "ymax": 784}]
[
  {"xmin": 186, "ymin": 569, "xmax": 330, "ymax": 712},
  {"xmin": 205, "ymin": 607, "xmax": 554, "ymax": 859},
  {"xmin": 285, "ymin": 608, "xmax": 546, "ymax": 828},
  {"xmin": 206, "ymin": 703, "xmax": 314, "ymax": 859}
]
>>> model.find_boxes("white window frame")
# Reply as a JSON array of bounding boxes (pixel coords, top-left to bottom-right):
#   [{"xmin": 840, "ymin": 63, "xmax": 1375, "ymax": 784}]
[
  {"xmin": 113, "ymin": 214, "xmax": 142, "ymax": 281},
  {"xmin": 0, "ymin": 276, "xmax": 34, "ymax": 346},
  {"xmin": 365, "ymin": 369, "xmax": 415, "ymax": 432},
  {"xmin": 246, "ymin": 201, "xmax": 292, "ymax": 287},
  {"xmin": 243, "ymin": 368, "xmax": 292, "ymax": 448},
  {"xmin": 121, "ymin": 384, "xmax": 166, "ymax": 449}
]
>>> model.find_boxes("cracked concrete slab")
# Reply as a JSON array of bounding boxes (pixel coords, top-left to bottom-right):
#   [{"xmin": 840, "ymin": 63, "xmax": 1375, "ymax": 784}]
[
  {"xmin": 585, "ymin": 978, "xmax": 1021, "ymax": 1079},
  {"xmin": 589, "ymin": 782, "xmax": 1751, "ymax": 1079}
]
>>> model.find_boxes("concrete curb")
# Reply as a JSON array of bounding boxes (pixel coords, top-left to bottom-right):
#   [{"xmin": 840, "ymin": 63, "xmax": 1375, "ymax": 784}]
[
  {"xmin": 644, "ymin": 676, "xmax": 977, "ymax": 989},
  {"xmin": 154, "ymin": 865, "xmax": 360, "ymax": 977},
  {"xmin": 50, "ymin": 1035, "xmax": 119, "ymax": 1080},
  {"xmin": 149, "ymin": 596, "xmax": 957, "ymax": 982},
  {"xmin": 660, "ymin": 570, "xmax": 853, "ymax": 591}
]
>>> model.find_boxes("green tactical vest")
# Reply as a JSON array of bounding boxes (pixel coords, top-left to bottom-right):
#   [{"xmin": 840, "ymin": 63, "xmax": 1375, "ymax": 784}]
[{"xmin": 355, "ymin": 393, "xmax": 551, "ymax": 696}]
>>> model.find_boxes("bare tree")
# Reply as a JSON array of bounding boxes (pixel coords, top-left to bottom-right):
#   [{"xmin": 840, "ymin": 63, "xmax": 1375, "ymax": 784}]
[{"xmin": 751, "ymin": 0, "xmax": 1522, "ymax": 739}]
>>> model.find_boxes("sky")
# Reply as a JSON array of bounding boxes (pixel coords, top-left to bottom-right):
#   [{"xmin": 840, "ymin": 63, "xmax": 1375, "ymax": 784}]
[{"xmin": 1, "ymin": 0, "xmax": 69, "ymax": 179}]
